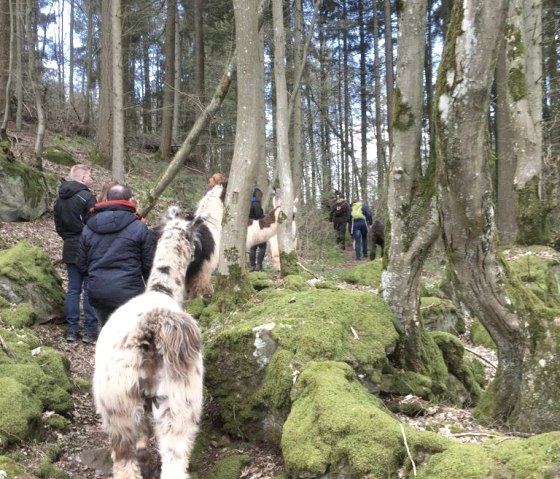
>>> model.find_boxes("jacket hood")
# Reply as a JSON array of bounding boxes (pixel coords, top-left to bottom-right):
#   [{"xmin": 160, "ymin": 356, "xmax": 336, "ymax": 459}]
[
  {"xmin": 86, "ymin": 201, "xmax": 139, "ymax": 234},
  {"xmin": 58, "ymin": 180, "xmax": 90, "ymax": 200}
]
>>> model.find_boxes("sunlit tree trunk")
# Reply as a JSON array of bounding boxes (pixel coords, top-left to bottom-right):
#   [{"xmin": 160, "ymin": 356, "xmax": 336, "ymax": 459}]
[
  {"xmin": 69, "ymin": 0, "xmax": 75, "ymax": 109},
  {"xmin": 291, "ymin": 0, "xmax": 303, "ymax": 200},
  {"xmin": 381, "ymin": 0, "xmax": 438, "ymax": 372},
  {"xmin": 217, "ymin": 0, "xmax": 261, "ymax": 280},
  {"xmin": 83, "ymin": 0, "xmax": 94, "ymax": 127},
  {"xmin": 373, "ymin": 0, "xmax": 385, "ymax": 214},
  {"xmin": 272, "ymin": 0, "xmax": 297, "ymax": 273},
  {"xmin": 15, "ymin": 0, "xmax": 23, "ymax": 131},
  {"xmin": 97, "ymin": 0, "xmax": 114, "ymax": 165},
  {"xmin": 383, "ymin": 0, "xmax": 394, "ymax": 144},
  {"xmin": 1, "ymin": 0, "xmax": 14, "ymax": 134},
  {"xmin": 0, "ymin": 0, "xmax": 10, "ymax": 130}
]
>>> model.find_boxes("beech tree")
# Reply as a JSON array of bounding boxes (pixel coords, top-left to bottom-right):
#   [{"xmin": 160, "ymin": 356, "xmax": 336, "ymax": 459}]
[{"xmin": 436, "ymin": 0, "xmax": 560, "ymax": 431}]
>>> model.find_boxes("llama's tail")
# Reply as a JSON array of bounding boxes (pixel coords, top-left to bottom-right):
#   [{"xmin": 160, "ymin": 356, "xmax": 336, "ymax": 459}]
[{"xmin": 132, "ymin": 308, "xmax": 202, "ymax": 380}]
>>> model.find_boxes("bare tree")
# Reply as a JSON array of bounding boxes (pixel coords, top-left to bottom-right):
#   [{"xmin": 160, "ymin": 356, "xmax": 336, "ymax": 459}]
[
  {"xmin": 160, "ymin": 0, "xmax": 176, "ymax": 160},
  {"xmin": 1, "ymin": 0, "xmax": 14, "ymax": 135},
  {"xmin": 111, "ymin": 0, "xmax": 125, "ymax": 181}
]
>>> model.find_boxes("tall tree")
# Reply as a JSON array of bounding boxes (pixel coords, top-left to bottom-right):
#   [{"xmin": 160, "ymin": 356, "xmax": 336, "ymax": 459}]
[
  {"xmin": 272, "ymin": 0, "xmax": 297, "ymax": 273},
  {"xmin": 0, "ymin": 0, "xmax": 10, "ymax": 130},
  {"xmin": 111, "ymin": 0, "xmax": 125, "ymax": 181},
  {"xmin": 217, "ymin": 0, "xmax": 261, "ymax": 287},
  {"xmin": 97, "ymin": 0, "xmax": 114, "ymax": 165},
  {"xmin": 1, "ymin": 0, "xmax": 14, "ymax": 135},
  {"xmin": 160, "ymin": 0, "xmax": 177, "ymax": 160},
  {"xmin": 381, "ymin": 0, "xmax": 438, "ymax": 372},
  {"xmin": 435, "ymin": 0, "xmax": 560, "ymax": 430}
]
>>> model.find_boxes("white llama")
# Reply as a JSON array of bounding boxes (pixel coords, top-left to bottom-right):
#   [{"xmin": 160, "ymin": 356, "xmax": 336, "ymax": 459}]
[
  {"xmin": 93, "ymin": 210, "xmax": 204, "ymax": 479},
  {"xmin": 247, "ymin": 193, "xmax": 298, "ymax": 271},
  {"xmin": 184, "ymin": 183, "xmax": 226, "ymax": 298}
]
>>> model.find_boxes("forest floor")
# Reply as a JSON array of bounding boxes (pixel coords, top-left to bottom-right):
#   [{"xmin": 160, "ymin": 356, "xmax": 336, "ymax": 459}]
[{"xmin": 0, "ymin": 132, "xmax": 519, "ymax": 478}]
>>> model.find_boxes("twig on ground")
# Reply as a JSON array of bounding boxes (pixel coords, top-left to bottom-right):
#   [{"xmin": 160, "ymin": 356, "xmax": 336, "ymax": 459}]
[
  {"xmin": 400, "ymin": 424, "xmax": 416, "ymax": 476},
  {"xmin": 296, "ymin": 261, "xmax": 319, "ymax": 279},
  {"xmin": 0, "ymin": 334, "xmax": 15, "ymax": 359},
  {"xmin": 464, "ymin": 345, "xmax": 497, "ymax": 369}
]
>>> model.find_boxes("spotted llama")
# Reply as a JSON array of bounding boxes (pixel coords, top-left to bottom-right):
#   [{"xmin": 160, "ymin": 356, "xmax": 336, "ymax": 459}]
[{"xmin": 93, "ymin": 210, "xmax": 204, "ymax": 479}]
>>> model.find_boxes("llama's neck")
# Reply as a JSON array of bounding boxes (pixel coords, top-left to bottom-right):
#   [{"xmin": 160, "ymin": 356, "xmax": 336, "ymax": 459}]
[{"xmin": 147, "ymin": 228, "xmax": 192, "ymax": 302}]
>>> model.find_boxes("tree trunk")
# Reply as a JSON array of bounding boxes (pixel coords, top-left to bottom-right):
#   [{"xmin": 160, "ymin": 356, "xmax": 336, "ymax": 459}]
[
  {"xmin": 433, "ymin": 0, "xmax": 559, "ymax": 429},
  {"xmin": 172, "ymin": 13, "xmax": 181, "ymax": 144},
  {"xmin": 215, "ymin": 0, "xmax": 261, "ymax": 305},
  {"xmin": 383, "ymin": 0, "xmax": 394, "ymax": 143},
  {"xmin": 160, "ymin": 0, "xmax": 176, "ymax": 160},
  {"xmin": 0, "ymin": 0, "xmax": 10, "ymax": 127},
  {"xmin": 373, "ymin": 0, "xmax": 385, "ymax": 215},
  {"xmin": 84, "ymin": 0, "xmax": 94, "ymax": 128},
  {"xmin": 97, "ymin": 0, "xmax": 114, "ymax": 165},
  {"xmin": 25, "ymin": 0, "xmax": 44, "ymax": 166},
  {"xmin": 111, "ymin": 0, "xmax": 125, "ymax": 181},
  {"xmin": 1, "ymin": 0, "xmax": 14, "ymax": 133},
  {"xmin": 381, "ymin": 0, "xmax": 438, "ymax": 373},
  {"xmin": 142, "ymin": 35, "xmax": 152, "ymax": 133},
  {"xmin": 272, "ymin": 0, "xmax": 297, "ymax": 274},
  {"xmin": 69, "ymin": 0, "xmax": 75, "ymax": 109},
  {"xmin": 15, "ymin": 0, "xmax": 23, "ymax": 131},
  {"xmin": 291, "ymin": 0, "xmax": 303, "ymax": 201}
]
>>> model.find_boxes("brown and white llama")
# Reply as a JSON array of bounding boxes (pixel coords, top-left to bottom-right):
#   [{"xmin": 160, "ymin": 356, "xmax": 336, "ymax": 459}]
[
  {"xmin": 93, "ymin": 210, "xmax": 204, "ymax": 479},
  {"xmin": 247, "ymin": 192, "xmax": 298, "ymax": 271},
  {"xmin": 184, "ymin": 183, "xmax": 226, "ymax": 298}
]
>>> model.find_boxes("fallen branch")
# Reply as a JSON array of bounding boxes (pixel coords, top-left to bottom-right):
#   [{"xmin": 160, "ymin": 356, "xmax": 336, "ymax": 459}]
[
  {"xmin": 400, "ymin": 423, "xmax": 416, "ymax": 476},
  {"xmin": 296, "ymin": 261, "xmax": 319, "ymax": 279},
  {"xmin": 0, "ymin": 334, "xmax": 15, "ymax": 359},
  {"xmin": 464, "ymin": 345, "xmax": 497, "ymax": 369}
]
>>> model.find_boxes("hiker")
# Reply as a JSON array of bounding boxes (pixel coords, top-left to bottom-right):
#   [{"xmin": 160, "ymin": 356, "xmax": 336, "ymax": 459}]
[
  {"xmin": 249, "ymin": 188, "xmax": 266, "ymax": 271},
  {"xmin": 330, "ymin": 195, "xmax": 350, "ymax": 249},
  {"xmin": 349, "ymin": 199, "xmax": 373, "ymax": 260},
  {"xmin": 54, "ymin": 164, "xmax": 98, "ymax": 343}
]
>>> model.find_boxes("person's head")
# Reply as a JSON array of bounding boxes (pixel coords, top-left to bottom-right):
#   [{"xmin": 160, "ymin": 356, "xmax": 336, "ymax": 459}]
[
  {"xmin": 208, "ymin": 172, "xmax": 226, "ymax": 189},
  {"xmin": 106, "ymin": 184, "xmax": 133, "ymax": 201},
  {"xmin": 100, "ymin": 180, "xmax": 119, "ymax": 201},
  {"xmin": 252, "ymin": 188, "xmax": 263, "ymax": 201},
  {"xmin": 69, "ymin": 164, "xmax": 93, "ymax": 188}
]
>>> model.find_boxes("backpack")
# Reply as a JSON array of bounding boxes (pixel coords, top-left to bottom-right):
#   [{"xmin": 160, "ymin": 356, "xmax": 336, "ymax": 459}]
[{"xmin": 351, "ymin": 202, "xmax": 365, "ymax": 220}]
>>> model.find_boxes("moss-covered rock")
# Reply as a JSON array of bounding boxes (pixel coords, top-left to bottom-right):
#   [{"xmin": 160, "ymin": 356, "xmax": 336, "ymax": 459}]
[
  {"xmin": 0, "ymin": 454, "xmax": 35, "ymax": 478},
  {"xmin": 420, "ymin": 297, "xmax": 465, "ymax": 335},
  {"xmin": 339, "ymin": 259, "xmax": 382, "ymax": 288},
  {"xmin": 0, "ymin": 242, "xmax": 65, "ymax": 323},
  {"xmin": 0, "ymin": 302, "xmax": 35, "ymax": 327},
  {"xmin": 282, "ymin": 361, "xmax": 449, "ymax": 478},
  {"xmin": 42, "ymin": 146, "xmax": 75, "ymax": 167},
  {"xmin": 205, "ymin": 288, "xmax": 398, "ymax": 441},
  {"xmin": 0, "ymin": 156, "xmax": 60, "ymax": 222},
  {"xmin": 469, "ymin": 318, "xmax": 496, "ymax": 350},
  {"xmin": 416, "ymin": 432, "xmax": 560, "ymax": 478},
  {"xmin": 0, "ymin": 377, "xmax": 43, "ymax": 450},
  {"xmin": 207, "ymin": 454, "xmax": 251, "ymax": 479}
]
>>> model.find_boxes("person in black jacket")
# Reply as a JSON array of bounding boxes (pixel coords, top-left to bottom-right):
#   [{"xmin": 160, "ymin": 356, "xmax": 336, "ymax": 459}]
[
  {"xmin": 329, "ymin": 195, "xmax": 350, "ymax": 249},
  {"xmin": 249, "ymin": 188, "xmax": 266, "ymax": 271},
  {"xmin": 76, "ymin": 184, "xmax": 156, "ymax": 328},
  {"xmin": 54, "ymin": 164, "xmax": 98, "ymax": 343}
]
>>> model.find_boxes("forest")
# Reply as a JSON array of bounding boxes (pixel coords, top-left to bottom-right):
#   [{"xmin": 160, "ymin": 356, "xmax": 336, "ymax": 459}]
[{"xmin": 1, "ymin": 0, "xmax": 560, "ymax": 477}]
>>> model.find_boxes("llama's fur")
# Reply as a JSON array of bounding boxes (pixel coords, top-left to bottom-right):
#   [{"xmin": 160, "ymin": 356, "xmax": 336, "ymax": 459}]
[
  {"xmin": 246, "ymin": 193, "xmax": 298, "ymax": 271},
  {"xmin": 184, "ymin": 184, "xmax": 226, "ymax": 298},
  {"xmin": 93, "ymin": 211, "xmax": 204, "ymax": 479},
  {"xmin": 368, "ymin": 219, "xmax": 385, "ymax": 260}
]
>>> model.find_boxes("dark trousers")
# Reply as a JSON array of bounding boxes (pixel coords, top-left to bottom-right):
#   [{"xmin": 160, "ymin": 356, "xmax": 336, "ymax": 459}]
[
  {"xmin": 249, "ymin": 242, "xmax": 267, "ymax": 271},
  {"xmin": 334, "ymin": 222, "xmax": 346, "ymax": 247},
  {"xmin": 92, "ymin": 306, "xmax": 117, "ymax": 328}
]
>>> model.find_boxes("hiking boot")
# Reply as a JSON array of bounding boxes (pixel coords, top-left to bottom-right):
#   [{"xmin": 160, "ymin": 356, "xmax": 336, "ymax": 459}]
[
  {"xmin": 66, "ymin": 333, "xmax": 79, "ymax": 342},
  {"xmin": 82, "ymin": 336, "xmax": 96, "ymax": 345}
]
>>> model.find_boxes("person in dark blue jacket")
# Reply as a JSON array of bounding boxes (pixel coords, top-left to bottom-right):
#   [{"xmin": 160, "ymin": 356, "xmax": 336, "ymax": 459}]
[
  {"xmin": 76, "ymin": 184, "xmax": 156, "ymax": 329},
  {"xmin": 349, "ymin": 199, "xmax": 373, "ymax": 260},
  {"xmin": 54, "ymin": 164, "xmax": 97, "ymax": 343}
]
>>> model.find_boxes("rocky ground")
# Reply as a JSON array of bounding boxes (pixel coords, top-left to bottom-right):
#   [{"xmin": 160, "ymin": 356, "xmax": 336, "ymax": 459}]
[{"xmin": 0, "ymin": 132, "xmax": 519, "ymax": 478}]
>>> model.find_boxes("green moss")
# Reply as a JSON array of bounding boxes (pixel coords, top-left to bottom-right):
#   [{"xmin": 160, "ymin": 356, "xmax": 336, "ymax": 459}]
[
  {"xmin": 379, "ymin": 370, "xmax": 433, "ymax": 398},
  {"xmin": 205, "ymin": 289, "xmax": 398, "ymax": 438},
  {"xmin": 0, "ymin": 302, "xmax": 35, "ymax": 327},
  {"xmin": 280, "ymin": 251, "xmax": 299, "ymax": 276},
  {"xmin": 393, "ymin": 87, "xmax": 415, "ymax": 131},
  {"xmin": 185, "ymin": 297, "xmax": 207, "ymax": 319},
  {"xmin": 0, "ymin": 455, "xmax": 33, "ymax": 478},
  {"xmin": 282, "ymin": 361, "xmax": 447, "ymax": 477},
  {"xmin": 283, "ymin": 275, "xmax": 310, "ymax": 292},
  {"xmin": 0, "ymin": 377, "xmax": 43, "ymax": 450},
  {"xmin": 517, "ymin": 179, "xmax": 550, "ymax": 245},
  {"xmin": 214, "ymin": 265, "xmax": 254, "ymax": 312},
  {"xmin": 45, "ymin": 414, "xmax": 69, "ymax": 430},
  {"xmin": 42, "ymin": 146, "xmax": 75, "ymax": 166},
  {"xmin": 0, "ymin": 242, "xmax": 65, "ymax": 315},
  {"xmin": 420, "ymin": 297, "xmax": 465, "ymax": 335},
  {"xmin": 508, "ymin": 66, "xmax": 528, "ymax": 102},
  {"xmin": 416, "ymin": 444, "xmax": 500, "ymax": 478},
  {"xmin": 208, "ymin": 454, "xmax": 251, "ymax": 479},
  {"xmin": 35, "ymin": 455, "xmax": 69, "ymax": 479},
  {"xmin": 339, "ymin": 259, "xmax": 382, "ymax": 288},
  {"xmin": 72, "ymin": 376, "xmax": 91, "ymax": 392},
  {"xmin": 469, "ymin": 318, "xmax": 496, "ymax": 350}
]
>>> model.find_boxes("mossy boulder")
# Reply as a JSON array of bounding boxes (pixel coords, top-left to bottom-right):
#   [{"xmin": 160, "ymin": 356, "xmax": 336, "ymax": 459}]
[
  {"xmin": 282, "ymin": 361, "xmax": 449, "ymax": 478},
  {"xmin": 0, "ymin": 455, "xmax": 35, "ymax": 478},
  {"xmin": 339, "ymin": 259, "xmax": 382, "ymax": 288},
  {"xmin": 207, "ymin": 454, "xmax": 251, "ymax": 479},
  {"xmin": 420, "ymin": 297, "xmax": 465, "ymax": 335},
  {"xmin": 42, "ymin": 146, "xmax": 75, "ymax": 167},
  {"xmin": 0, "ymin": 242, "xmax": 65, "ymax": 323},
  {"xmin": 204, "ymin": 288, "xmax": 398, "ymax": 442},
  {"xmin": 0, "ymin": 156, "xmax": 60, "ymax": 221},
  {"xmin": 416, "ymin": 432, "xmax": 560, "ymax": 478},
  {"xmin": 469, "ymin": 318, "xmax": 496, "ymax": 350},
  {"xmin": 0, "ymin": 377, "xmax": 43, "ymax": 450}
]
